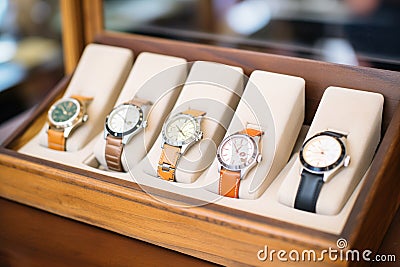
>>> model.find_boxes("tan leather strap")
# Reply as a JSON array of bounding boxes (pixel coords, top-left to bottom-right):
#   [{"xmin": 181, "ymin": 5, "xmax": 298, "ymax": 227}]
[
  {"xmin": 70, "ymin": 95, "xmax": 93, "ymax": 104},
  {"xmin": 127, "ymin": 98, "xmax": 152, "ymax": 107},
  {"xmin": 47, "ymin": 95, "xmax": 92, "ymax": 151},
  {"xmin": 219, "ymin": 169, "xmax": 241, "ymax": 198},
  {"xmin": 182, "ymin": 109, "xmax": 206, "ymax": 117},
  {"xmin": 157, "ymin": 109, "xmax": 205, "ymax": 181},
  {"xmin": 48, "ymin": 129, "xmax": 66, "ymax": 151},
  {"xmin": 105, "ymin": 136, "xmax": 124, "ymax": 172},
  {"xmin": 157, "ymin": 144, "xmax": 181, "ymax": 181}
]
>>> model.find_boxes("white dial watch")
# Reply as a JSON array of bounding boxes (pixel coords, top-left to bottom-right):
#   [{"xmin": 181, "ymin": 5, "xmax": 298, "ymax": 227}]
[
  {"xmin": 104, "ymin": 98, "xmax": 152, "ymax": 172},
  {"xmin": 216, "ymin": 125, "xmax": 263, "ymax": 198}
]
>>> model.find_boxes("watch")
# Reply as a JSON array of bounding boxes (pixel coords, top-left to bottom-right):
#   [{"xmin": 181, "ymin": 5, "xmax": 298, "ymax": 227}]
[
  {"xmin": 104, "ymin": 98, "xmax": 152, "ymax": 172},
  {"xmin": 157, "ymin": 109, "xmax": 206, "ymax": 181},
  {"xmin": 294, "ymin": 130, "xmax": 351, "ymax": 213},
  {"xmin": 47, "ymin": 95, "xmax": 93, "ymax": 151},
  {"xmin": 216, "ymin": 125, "xmax": 263, "ymax": 198}
]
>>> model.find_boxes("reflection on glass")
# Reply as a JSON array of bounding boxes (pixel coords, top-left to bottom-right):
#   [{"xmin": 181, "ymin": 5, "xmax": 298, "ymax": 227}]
[{"xmin": 104, "ymin": 0, "xmax": 400, "ymax": 71}]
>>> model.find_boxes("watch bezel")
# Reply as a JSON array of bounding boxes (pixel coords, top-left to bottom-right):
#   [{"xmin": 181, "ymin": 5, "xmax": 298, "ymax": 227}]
[
  {"xmin": 217, "ymin": 133, "xmax": 258, "ymax": 171},
  {"xmin": 162, "ymin": 113, "xmax": 201, "ymax": 147},
  {"xmin": 299, "ymin": 132, "xmax": 346, "ymax": 173},
  {"xmin": 105, "ymin": 103, "xmax": 144, "ymax": 138},
  {"xmin": 48, "ymin": 97, "xmax": 83, "ymax": 129}
]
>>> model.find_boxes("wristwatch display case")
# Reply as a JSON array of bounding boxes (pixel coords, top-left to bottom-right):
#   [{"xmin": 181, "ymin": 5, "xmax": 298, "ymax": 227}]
[{"xmin": 0, "ymin": 1, "xmax": 399, "ymax": 266}]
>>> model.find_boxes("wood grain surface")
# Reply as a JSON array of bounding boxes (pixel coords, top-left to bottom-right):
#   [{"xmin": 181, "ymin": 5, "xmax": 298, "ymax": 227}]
[
  {"xmin": 0, "ymin": 197, "xmax": 218, "ymax": 267},
  {"xmin": 60, "ymin": 0, "xmax": 85, "ymax": 75}
]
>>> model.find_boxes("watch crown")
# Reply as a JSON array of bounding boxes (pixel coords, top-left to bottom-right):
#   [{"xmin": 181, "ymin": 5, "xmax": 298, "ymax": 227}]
[
  {"xmin": 83, "ymin": 114, "xmax": 89, "ymax": 122},
  {"xmin": 344, "ymin": 155, "xmax": 351, "ymax": 167},
  {"xmin": 142, "ymin": 120, "xmax": 148, "ymax": 128},
  {"xmin": 197, "ymin": 131, "xmax": 203, "ymax": 141},
  {"xmin": 256, "ymin": 154, "xmax": 262, "ymax": 163}
]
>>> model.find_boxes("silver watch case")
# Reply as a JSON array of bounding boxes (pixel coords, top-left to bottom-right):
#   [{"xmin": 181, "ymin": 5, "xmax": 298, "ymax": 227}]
[
  {"xmin": 299, "ymin": 130, "xmax": 351, "ymax": 183},
  {"xmin": 217, "ymin": 133, "xmax": 262, "ymax": 180},
  {"xmin": 104, "ymin": 103, "xmax": 151, "ymax": 145},
  {"xmin": 161, "ymin": 112, "xmax": 203, "ymax": 154}
]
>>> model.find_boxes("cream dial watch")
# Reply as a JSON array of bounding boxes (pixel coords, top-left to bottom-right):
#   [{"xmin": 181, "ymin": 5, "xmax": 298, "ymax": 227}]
[{"xmin": 157, "ymin": 109, "xmax": 206, "ymax": 181}]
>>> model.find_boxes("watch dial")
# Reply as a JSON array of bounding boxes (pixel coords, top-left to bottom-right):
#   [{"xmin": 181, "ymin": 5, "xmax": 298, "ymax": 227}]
[
  {"xmin": 165, "ymin": 114, "xmax": 198, "ymax": 145},
  {"xmin": 302, "ymin": 135, "xmax": 342, "ymax": 168},
  {"xmin": 107, "ymin": 104, "xmax": 141, "ymax": 134},
  {"xmin": 219, "ymin": 134, "xmax": 255, "ymax": 169},
  {"xmin": 50, "ymin": 99, "xmax": 79, "ymax": 124}
]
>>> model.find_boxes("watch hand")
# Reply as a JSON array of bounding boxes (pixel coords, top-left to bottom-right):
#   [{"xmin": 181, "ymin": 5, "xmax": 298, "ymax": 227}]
[
  {"xmin": 176, "ymin": 126, "xmax": 186, "ymax": 137},
  {"xmin": 116, "ymin": 113, "xmax": 124, "ymax": 120},
  {"xmin": 60, "ymin": 105, "xmax": 67, "ymax": 115},
  {"xmin": 117, "ymin": 113, "xmax": 129, "ymax": 124},
  {"xmin": 232, "ymin": 142, "xmax": 239, "ymax": 153}
]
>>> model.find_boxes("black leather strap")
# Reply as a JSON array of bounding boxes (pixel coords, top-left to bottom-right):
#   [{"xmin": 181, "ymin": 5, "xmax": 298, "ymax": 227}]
[
  {"xmin": 294, "ymin": 170, "xmax": 324, "ymax": 213},
  {"xmin": 324, "ymin": 131, "xmax": 345, "ymax": 138}
]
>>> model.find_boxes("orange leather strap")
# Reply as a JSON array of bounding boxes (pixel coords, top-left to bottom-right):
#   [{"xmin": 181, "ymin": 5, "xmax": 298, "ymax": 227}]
[
  {"xmin": 157, "ymin": 144, "xmax": 181, "ymax": 181},
  {"xmin": 218, "ymin": 126, "xmax": 263, "ymax": 198},
  {"xmin": 48, "ymin": 129, "xmax": 66, "ymax": 151},
  {"xmin": 219, "ymin": 169, "xmax": 241, "ymax": 198},
  {"xmin": 240, "ymin": 128, "xmax": 263, "ymax": 137},
  {"xmin": 182, "ymin": 109, "xmax": 206, "ymax": 117},
  {"xmin": 105, "ymin": 136, "xmax": 124, "ymax": 172}
]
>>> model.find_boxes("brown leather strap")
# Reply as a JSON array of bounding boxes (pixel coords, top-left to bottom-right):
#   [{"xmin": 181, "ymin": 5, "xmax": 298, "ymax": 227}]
[
  {"xmin": 105, "ymin": 136, "xmax": 124, "ymax": 172},
  {"xmin": 182, "ymin": 109, "xmax": 206, "ymax": 117},
  {"xmin": 219, "ymin": 169, "xmax": 241, "ymax": 198},
  {"xmin": 127, "ymin": 98, "xmax": 152, "ymax": 107},
  {"xmin": 157, "ymin": 144, "xmax": 181, "ymax": 181},
  {"xmin": 48, "ymin": 129, "xmax": 66, "ymax": 151}
]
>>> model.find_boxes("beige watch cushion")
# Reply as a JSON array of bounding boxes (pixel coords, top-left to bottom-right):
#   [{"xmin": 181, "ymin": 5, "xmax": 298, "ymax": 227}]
[
  {"xmin": 93, "ymin": 52, "xmax": 188, "ymax": 171},
  {"xmin": 139, "ymin": 61, "xmax": 244, "ymax": 183},
  {"xmin": 278, "ymin": 86, "xmax": 383, "ymax": 215},
  {"xmin": 39, "ymin": 44, "xmax": 133, "ymax": 151},
  {"xmin": 203, "ymin": 70, "xmax": 305, "ymax": 199}
]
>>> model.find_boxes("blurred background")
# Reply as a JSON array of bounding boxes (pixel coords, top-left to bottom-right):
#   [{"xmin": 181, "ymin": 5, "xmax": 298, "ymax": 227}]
[{"xmin": 1, "ymin": 0, "xmax": 399, "ymax": 133}]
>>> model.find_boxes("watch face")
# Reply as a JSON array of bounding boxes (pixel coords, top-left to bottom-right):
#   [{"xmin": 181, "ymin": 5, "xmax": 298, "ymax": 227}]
[
  {"xmin": 163, "ymin": 113, "xmax": 200, "ymax": 146},
  {"xmin": 48, "ymin": 98, "xmax": 80, "ymax": 127},
  {"xmin": 217, "ymin": 134, "xmax": 257, "ymax": 171},
  {"xmin": 106, "ymin": 104, "xmax": 143, "ymax": 137},
  {"xmin": 300, "ymin": 133, "xmax": 346, "ymax": 172}
]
